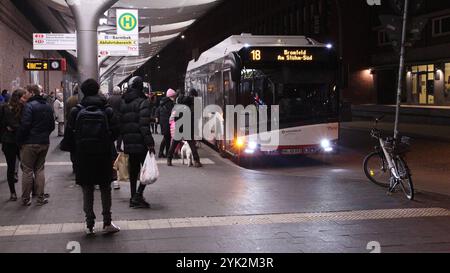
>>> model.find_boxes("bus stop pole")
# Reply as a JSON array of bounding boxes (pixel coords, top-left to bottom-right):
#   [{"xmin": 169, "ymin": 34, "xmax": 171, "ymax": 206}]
[
  {"xmin": 394, "ymin": 0, "xmax": 409, "ymax": 140},
  {"xmin": 66, "ymin": 0, "xmax": 118, "ymax": 84}
]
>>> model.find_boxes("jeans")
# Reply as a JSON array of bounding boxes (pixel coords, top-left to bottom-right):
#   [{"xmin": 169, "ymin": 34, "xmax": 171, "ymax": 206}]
[
  {"xmin": 20, "ymin": 144, "xmax": 49, "ymax": 200},
  {"xmin": 168, "ymin": 140, "xmax": 200, "ymax": 162},
  {"xmin": 158, "ymin": 133, "xmax": 171, "ymax": 156},
  {"xmin": 128, "ymin": 153, "xmax": 147, "ymax": 198},
  {"xmin": 2, "ymin": 143, "xmax": 20, "ymax": 194},
  {"xmin": 82, "ymin": 184, "xmax": 112, "ymax": 228}
]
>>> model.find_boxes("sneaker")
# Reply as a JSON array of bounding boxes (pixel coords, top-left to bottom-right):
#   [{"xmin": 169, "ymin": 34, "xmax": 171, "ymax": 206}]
[
  {"xmin": 103, "ymin": 222, "xmax": 120, "ymax": 234},
  {"xmin": 113, "ymin": 181, "xmax": 120, "ymax": 190},
  {"xmin": 131, "ymin": 194, "xmax": 150, "ymax": 209},
  {"xmin": 194, "ymin": 161, "xmax": 203, "ymax": 168},
  {"xmin": 37, "ymin": 197, "xmax": 48, "ymax": 206},
  {"xmin": 22, "ymin": 199, "xmax": 31, "ymax": 206},
  {"xmin": 85, "ymin": 227, "xmax": 96, "ymax": 236},
  {"xmin": 167, "ymin": 158, "xmax": 173, "ymax": 166},
  {"xmin": 10, "ymin": 193, "xmax": 17, "ymax": 202}
]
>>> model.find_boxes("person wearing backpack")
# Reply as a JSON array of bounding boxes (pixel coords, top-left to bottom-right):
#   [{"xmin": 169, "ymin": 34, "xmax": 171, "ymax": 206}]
[
  {"xmin": 119, "ymin": 76, "xmax": 156, "ymax": 209},
  {"xmin": 67, "ymin": 79, "xmax": 120, "ymax": 235},
  {"xmin": 16, "ymin": 85, "xmax": 55, "ymax": 206}
]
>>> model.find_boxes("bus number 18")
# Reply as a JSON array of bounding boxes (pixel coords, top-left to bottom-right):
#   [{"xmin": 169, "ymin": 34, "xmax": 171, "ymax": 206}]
[{"xmin": 251, "ymin": 50, "xmax": 262, "ymax": 61}]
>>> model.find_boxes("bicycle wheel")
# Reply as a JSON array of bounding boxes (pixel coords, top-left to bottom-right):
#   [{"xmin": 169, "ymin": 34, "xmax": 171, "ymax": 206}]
[
  {"xmin": 395, "ymin": 156, "xmax": 414, "ymax": 200},
  {"xmin": 363, "ymin": 152, "xmax": 390, "ymax": 188}
]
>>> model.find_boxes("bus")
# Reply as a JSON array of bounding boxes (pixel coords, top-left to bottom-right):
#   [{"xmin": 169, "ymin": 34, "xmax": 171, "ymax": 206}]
[{"xmin": 185, "ymin": 34, "xmax": 340, "ymax": 159}]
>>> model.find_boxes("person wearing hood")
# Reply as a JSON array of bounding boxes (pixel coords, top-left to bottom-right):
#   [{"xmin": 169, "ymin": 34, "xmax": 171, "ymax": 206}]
[
  {"xmin": 119, "ymin": 76, "xmax": 155, "ymax": 208},
  {"xmin": 156, "ymin": 89, "xmax": 176, "ymax": 158},
  {"xmin": 66, "ymin": 79, "xmax": 121, "ymax": 235},
  {"xmin": 16, "ymin": 85, "xmax": 55, "ymax": 206}
]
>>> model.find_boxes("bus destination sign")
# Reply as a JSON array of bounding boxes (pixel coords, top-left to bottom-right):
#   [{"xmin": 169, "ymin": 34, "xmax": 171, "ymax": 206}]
[{"xmin": 244, "ymin": 47, "xmax": 333, "ymax": 64}]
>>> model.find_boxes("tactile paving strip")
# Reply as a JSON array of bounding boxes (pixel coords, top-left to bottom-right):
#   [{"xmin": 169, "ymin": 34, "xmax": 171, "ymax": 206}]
[{"xmin": 0, "ymin": 207, "xmax": 448, "ymax": 237}]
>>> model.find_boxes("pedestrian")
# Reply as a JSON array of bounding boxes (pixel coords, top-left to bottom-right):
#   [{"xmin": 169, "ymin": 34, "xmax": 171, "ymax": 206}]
[
  {"xmin": 156, "ymin": 89, "xmax": 176, "ymax": 158},
  {"xmin": 2, "ymin": 89, "xmax": 10, "ymax": 103},
  {"xmin": 1, "ymin": 89, "xmax": 26, "ymax": 201},
  {"xmin": 167, "ymin": 88, "xmax": 202, "ymax": 167},
  {"xmin": 16, "ymin": 85, "xmax": 55, "ymax": 206},
  {"xmin": 107, "ymin": 86, "xmax": 123, "ymax": 190},
  {"xmin": 66, "ymin": 79, "xmax": 120, "ymax": 235},
  {"xmin": 54, "ymin": 93, "xmax": 64, "ymax": 136},
  {"xmin": 119, "ymin": 76, "xmax": 155, "ymax": 208},
  {"xmin": 65, "ymin": 86, "xmax": 80, "ymax": 176}
]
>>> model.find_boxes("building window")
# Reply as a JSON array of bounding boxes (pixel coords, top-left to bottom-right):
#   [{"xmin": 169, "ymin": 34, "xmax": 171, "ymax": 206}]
[
  {"xmin": 378, "ymin": 30, "xmax": 391, "ymax": 46},
  {"xmin": 410, "ymin": 64, "xmax": 435, "ymax": 105},
  {"xmin": 445, "ymin": 63, "xmax": 450, "ymax": 101},
  {"xmin": 432, "ymin": 15, "xmax": 450, "ymax": 37}
]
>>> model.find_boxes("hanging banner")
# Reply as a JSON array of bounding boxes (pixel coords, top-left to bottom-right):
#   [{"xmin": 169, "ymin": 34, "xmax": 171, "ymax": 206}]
[
  {"xmin": 33, "ymin": 33, "xmax": 77, "ymax": 50},
  {"xmin": 98, "ymin": 33, "xmax": 139, "ymax": 57},
  {"xmin": 116, "ymin": 9, "xmax": 139, "ymax": 35}
]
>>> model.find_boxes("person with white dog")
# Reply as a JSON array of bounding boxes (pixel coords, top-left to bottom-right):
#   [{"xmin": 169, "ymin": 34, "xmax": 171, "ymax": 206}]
[{"xmin": 167, "ymin": 88, "xmax": 202, "ymax": 168}]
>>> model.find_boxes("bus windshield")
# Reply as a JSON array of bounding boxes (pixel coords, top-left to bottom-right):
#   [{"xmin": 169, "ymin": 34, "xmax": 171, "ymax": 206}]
[{"xmin": 240, "ymin": 66, "xmax": 339, "ymax": 127}]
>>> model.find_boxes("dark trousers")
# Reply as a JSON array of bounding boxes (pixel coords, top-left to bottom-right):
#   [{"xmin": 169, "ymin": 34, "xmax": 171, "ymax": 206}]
[
  {"xmin": 159, "ymin": 133, "xmax": 171, "ymax": 156},
  {"xmin": 70, "ymin": 151, "xmax": 77, "ymax": 175},
  {"xmin": 82, "ymin": 184, "xmax": 112, "ymax": 229},
  {"xmin": 2, "ymin": 143, "xmax": 20, "ymax": 194},
  {"xmin": 168, "ymin": 140, "xmax": 200, "ymax": 162},
  {"xmin": 128, "ymin": 153, "xmax": 147, "ymax": 198}
]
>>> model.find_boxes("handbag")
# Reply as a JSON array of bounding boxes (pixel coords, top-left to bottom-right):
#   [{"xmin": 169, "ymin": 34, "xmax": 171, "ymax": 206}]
[{"xmin": 114, "ymin": 152, "xmax": 129, "ymax": 181}]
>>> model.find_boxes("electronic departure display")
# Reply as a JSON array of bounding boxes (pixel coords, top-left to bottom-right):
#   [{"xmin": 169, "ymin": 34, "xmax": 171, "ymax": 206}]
[
  {"xmin": 24, "ymin": 58, "xmax": 66, "ymax": 71},
  {"xmin": 242, "ymin": 47, "xmax": 335, "ymax": 65}
]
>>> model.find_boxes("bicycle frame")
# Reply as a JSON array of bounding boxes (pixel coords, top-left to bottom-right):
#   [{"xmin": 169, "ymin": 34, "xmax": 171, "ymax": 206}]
[{"xmin": 378, "ymin": 138, "xmax": 401, "ymax": 181}]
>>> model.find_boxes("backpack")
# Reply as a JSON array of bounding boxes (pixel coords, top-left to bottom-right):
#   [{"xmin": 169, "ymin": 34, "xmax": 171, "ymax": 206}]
[{"xmin": 74, "ymin": 104, "xmax": 110, "ymax": 154}]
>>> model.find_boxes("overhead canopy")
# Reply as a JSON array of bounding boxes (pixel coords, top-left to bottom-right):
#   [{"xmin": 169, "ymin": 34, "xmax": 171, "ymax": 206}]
[{"xmin": 27, "ymin": 0, "xmax": 221, "ymax": 87}]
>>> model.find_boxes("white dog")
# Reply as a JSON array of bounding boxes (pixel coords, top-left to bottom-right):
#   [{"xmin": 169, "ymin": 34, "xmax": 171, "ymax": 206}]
[{"xmin": 181, "ymin": 141, "xmax": 194, "ymax": 167}]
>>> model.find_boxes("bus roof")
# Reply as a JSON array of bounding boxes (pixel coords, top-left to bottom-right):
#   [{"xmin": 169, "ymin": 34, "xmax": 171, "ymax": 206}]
[{"xmin": 187, "ymin": 34, "xmax": 326, "ymax": 72}]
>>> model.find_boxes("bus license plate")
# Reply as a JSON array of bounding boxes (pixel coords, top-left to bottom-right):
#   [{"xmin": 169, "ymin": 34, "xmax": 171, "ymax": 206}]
[{"xmin": 281, "ymin": 149, "xmax": 303, "ymax": 155}]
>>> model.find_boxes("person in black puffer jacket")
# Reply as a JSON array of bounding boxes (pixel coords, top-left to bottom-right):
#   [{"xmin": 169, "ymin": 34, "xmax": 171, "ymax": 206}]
[
  {"xmin": 16, "ymin": 85, "xmax": 55, "ymax": 206},
  {"xmin": 119, "ymin": 76, "xmax": 155, "ymax": 208},
  {"xmin": 156, "ymin": 89, "xmax": 176, "ymax": 158}
]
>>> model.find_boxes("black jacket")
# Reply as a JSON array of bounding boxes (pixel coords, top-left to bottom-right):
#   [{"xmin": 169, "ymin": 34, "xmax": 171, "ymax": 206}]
[
  {"xmin": 156, "ymin": 97, "xmax": 174, "ymax": 135},
  {"xmin": 107, "ymin": 94, "xmax": 122, "ymax": 115},
  {"xmin": 67, "ymin": 95, "xmax": 119, "ymax": 186},
  {"xmin": 119, "ymin": 88, "xmax": 155, "ymax": 154},
  {"xmin": 16, "ymin": 95, "xmax": 55, "ymax": 145},
  {"xmin": 1, "ymin": 104, "xmax": 21, "ymax": 144}
]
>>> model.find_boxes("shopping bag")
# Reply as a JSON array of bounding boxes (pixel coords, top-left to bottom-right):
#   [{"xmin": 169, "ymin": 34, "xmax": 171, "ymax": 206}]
[
  {"xmin": 114, "ymin": 152, "xmax": 129, "ymax": 181},
  {"xmin": 139, "ymin": 152, "xmax": 159, "ymax": 185}
]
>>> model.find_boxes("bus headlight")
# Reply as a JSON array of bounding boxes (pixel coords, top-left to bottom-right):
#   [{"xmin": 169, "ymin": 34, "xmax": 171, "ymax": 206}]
[
  {"xmin": 235, "ymin": 138, "xmax": 245, "ymax": 148},
  {"xmin": 321, "ymin": 139, "xmax": 333, "ymax": 152},
  {"xmin": 248, "ymin": 141, "xmax": 257, "ymax": 150}
]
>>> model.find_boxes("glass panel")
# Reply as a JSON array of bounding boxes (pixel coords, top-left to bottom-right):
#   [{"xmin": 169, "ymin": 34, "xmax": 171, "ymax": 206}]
[
  {"xmin": 412, "ymin": 74, "xmax": 417, "ymax": 95},
  {"xmin": 429, "ymin": 72, "xmax": 434, "ymax": 81},
  {"xmin": 412, "ymin": 66, "xmax": 418, "ymax": 73},
  {"xmin": 419, "ymin": 65, "xmax": 427, "ymax": 72},
  {"xmin": 428, "ymin": 65, "xmax": 435, "ymax": 71},
  {"xmin": 419, "ymin": 74, "xmax": 427, "ymax": 104},
  {"xmin": 445, "ymin": 63, "xmax": 450, "ymax": 101},
  {"xmin": 442, "ymin": 17, "xmax": 450, "ymax": 33}
]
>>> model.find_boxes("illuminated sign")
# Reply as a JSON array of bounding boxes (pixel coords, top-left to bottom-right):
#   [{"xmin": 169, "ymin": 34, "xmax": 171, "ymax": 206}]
[
  {"xmin": 117, "ymin": 9, "xmax": 139, "ymax": 35},
  {"xmin": 243, "ymin": 47, "xmax": 334, "ymax": 65},
  {"xmin": 24, "ymin": 59, "xmax": 66, "ymax": 71}
]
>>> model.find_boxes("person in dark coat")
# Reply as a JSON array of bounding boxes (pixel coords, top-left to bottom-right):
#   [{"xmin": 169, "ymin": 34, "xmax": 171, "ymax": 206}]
[
  {"xmin": 1, "ymin": 89, "xmax": 26, "ymax": 201},
  {"xmin": 107, "ymin": 86, "xmax": 124, "ymax": 190},
  {"xmin": 156, "ymin": 89, "xmax": 176, "ymax": 158},
  {"xmin": 167, "ymin": 88, "xmax": 202, "ymax": 167},
  {"xmin": 119, "ymin": 76, "xmax": 155, "ymax": 208},
  {"xmin": 17, "ymin": 85, "xmax": 55, "ymax": 206},
  {"xmin": 67, "ymin": 79, "xmax": 120, "ymax": 235}
]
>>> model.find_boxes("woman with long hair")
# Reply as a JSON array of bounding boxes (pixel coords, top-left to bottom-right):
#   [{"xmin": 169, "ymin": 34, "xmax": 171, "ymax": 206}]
[{"xmin": 1, "ymin": 89, "xmax": 26, "ymax": 201}]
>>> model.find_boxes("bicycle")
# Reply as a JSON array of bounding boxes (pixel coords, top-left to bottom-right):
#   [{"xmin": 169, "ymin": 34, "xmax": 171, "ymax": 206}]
[{"xmin": 363, "ymin": 116, "xmax": 414, "ymax": 200}]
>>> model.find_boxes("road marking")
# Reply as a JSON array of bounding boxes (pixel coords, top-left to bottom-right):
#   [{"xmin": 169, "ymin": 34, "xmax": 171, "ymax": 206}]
[
  {"xmin": 0, "ymin": 158, "xmax": 216, "ymax": 167},
  {"xmin": 0, "ymin": 207, "xmax": 448, "ymax": 237}
]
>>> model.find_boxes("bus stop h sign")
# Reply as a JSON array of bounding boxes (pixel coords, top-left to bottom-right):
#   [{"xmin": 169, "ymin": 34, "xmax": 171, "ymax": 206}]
[{"xmin": 117, "ymin": 9, "xmax": 139, "ymax": 35}]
